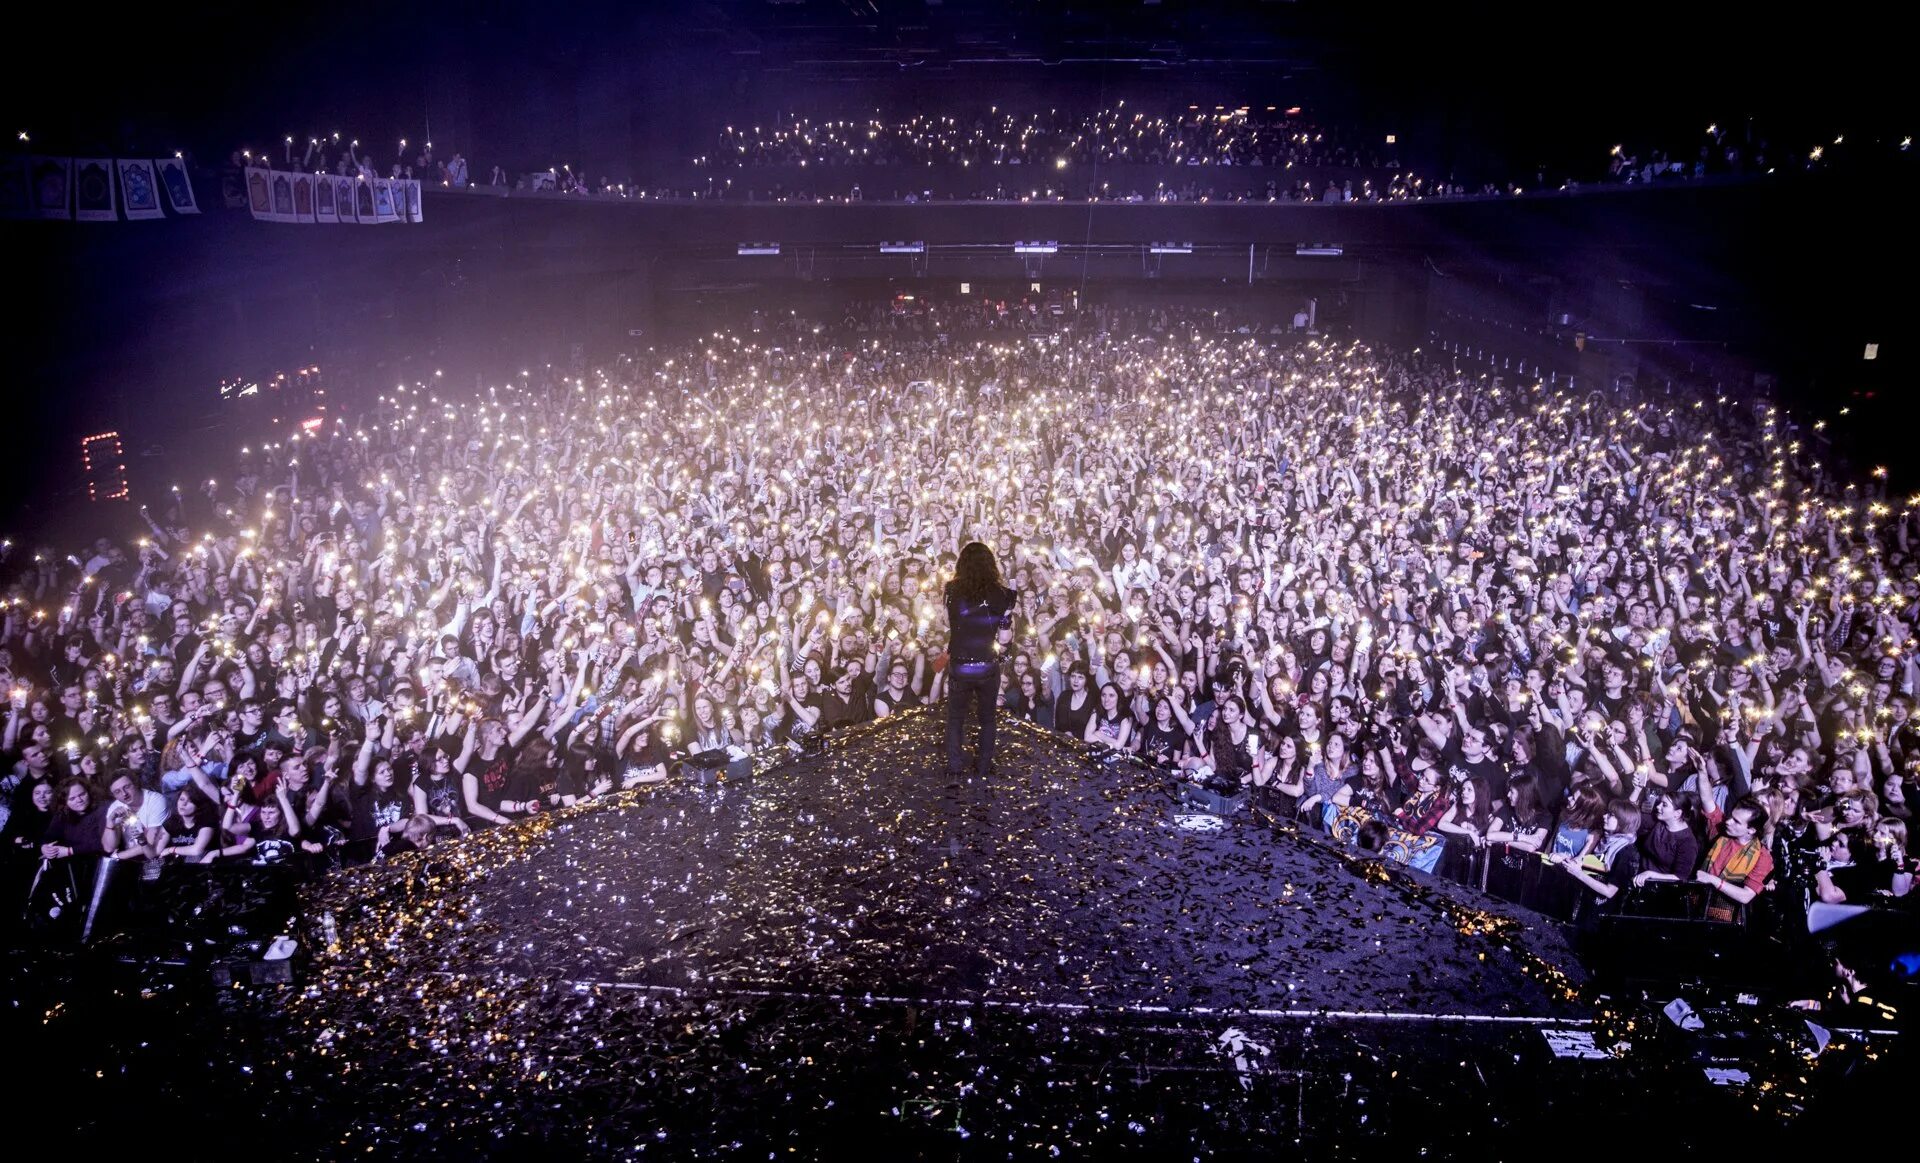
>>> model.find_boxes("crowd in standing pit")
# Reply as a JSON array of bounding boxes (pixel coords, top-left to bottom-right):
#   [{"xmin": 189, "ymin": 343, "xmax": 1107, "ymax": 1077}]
[{"xmin": 1, "ymin": 310, "xmax": 1913, "ymax": 995}]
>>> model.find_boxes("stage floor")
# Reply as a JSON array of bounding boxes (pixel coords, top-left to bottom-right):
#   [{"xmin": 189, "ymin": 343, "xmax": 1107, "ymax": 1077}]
[
  {"xmin": 275, "ymin": 711, "xmax": 1597, "ymax": 1154},
  {"xmin": 314, "ymin": 710, "xmax": 1584, "ymax": 1013},
  {"xmin": 5, "ymin": 712, "xmax": 1896, "ymax": 1158}
]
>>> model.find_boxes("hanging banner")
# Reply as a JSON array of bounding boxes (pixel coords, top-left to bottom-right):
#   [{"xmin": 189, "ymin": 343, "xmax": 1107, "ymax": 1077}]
[
  {"xmin": 117, "ymin": 158, "xmax": 164, "ymax": 220},
  {"xmin": 353, "ymin": 176, "xmax": 377, "ymax": 223},
  {"xmin": 31, "ymin": 156, "xmax": 71, "ymax": 219},
  {"xmin": 245, "ymin": 165, "xmax": 273, "ymax": 220},
  {"xmin": 314, "ymin": 173, "xmax": 338, "ymax": 223},
  {"xmin": 0, "ymin": 157, "xmax": 28, "ymax": 219},
  {"xmin": 74, "ymin": 159, "xmax": 117, "ymax": 220},
  {"xmin": 270, "ymin": 170, "xmax": 296, "ymax": 222},
  {"xmin": 372, "ymin": 177, "xmax": 399, "ymax": 223},
  {"xmin": 155, "ymin": 157, "xmax": 199, "ymax": 214},
  {"xmin": 404, "ymin": 178, "xmax": 423, "ymax": 223},
  {"xmin": 220, "ymin": 161, "xmax": 247, "ymax": 208},
  {"xmin": 292, "ymin": 172, "xmax": 316, "ymax": 222}
]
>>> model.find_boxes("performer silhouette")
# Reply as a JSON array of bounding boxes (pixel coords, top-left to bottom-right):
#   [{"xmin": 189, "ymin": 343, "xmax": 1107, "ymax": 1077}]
[{"xmin": 944, "ymin": 542, "xmax": 1016, "ymax": 777}]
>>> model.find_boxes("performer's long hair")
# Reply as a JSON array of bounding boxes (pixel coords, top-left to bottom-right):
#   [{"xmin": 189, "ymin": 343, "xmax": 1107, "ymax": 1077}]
[{"xmin": 950, "ymin": 541, "xmax": 1006, "ymax": 606}]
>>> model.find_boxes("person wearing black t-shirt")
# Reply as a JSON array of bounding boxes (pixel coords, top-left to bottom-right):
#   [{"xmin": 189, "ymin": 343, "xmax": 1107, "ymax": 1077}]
[
  {"xmin": 156, "ymin": 788, "xmax": 218, "ymax": 863},
  {"xmin": 1137, "ymin": 695, "xmax": 1191, "ymax": 769},
  {"xmin": 39, "ymin": 778, "xmax": 109, "ymax": 861},
  {"xmin": 347, "ymin": 746, "xmax": 413, "ymax": 863},
  {"xmin": 1635, "ymin": 793, "xmax": 1704, "ymax": 885},
  {"xmin": 1551, "ymin": 798, "xmax": 1644, "ymax": 930},
  {"xmin": 780, "ymin": 674, "xmax": 825, "ymax": 744},
  {"xmin": 695, "ymin": 546, "xmax": 730, "ymax": 604},
  {"xmin": 412, "ymin": 745, "xmax": 469, "ymax": 833},
  {"xmin": 1443, "ymin": 724, "xmax": 1510, "ymax": 804},
  {"xmin": 456, "ymin": 696, "xmax": 547, "ymax": 827},
  {"xmin": 944, "ymin": 542, "xmax": 1015, "ymax": 777},
  {"xmin": 237, "ymin": 797, "xmax": 300, "ymax": 867},
  {"xmin": 1053, "ymin": 664, "xmax": 1097, "ymax": 742},
  {"xmin": 232, "ymin": 700, "xmax": 272, "ymax": 753},
  {"xmin": 831, "ymin": 662, "xmax": 874, "ymax": 725},
  {"xmin": 554, "ymin": 738, "xmax": 615, "ymax": 806},
  {"xmin": 812, "ymin": 675, "xmax": 854, "ymax": 730},
  {"xmin": 874, "ymin": 659, "xmax": 921, "ymax": 717},
  {"xmin": 377, "ymin": 815, "xmax": 437, "ymax": 862}
]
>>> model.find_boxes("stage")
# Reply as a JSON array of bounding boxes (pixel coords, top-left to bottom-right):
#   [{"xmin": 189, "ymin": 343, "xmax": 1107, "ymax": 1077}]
[
  {"xmin": 280, "ymin": 709, "xmax": 1600, "ymax": 1154},
  {"xmin": 4, "ymin": 711, "xmax": 1901, "ymax": 1158}
]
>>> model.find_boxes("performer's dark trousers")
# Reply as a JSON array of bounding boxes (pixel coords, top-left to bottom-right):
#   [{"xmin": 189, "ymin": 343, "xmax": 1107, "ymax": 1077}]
[{"xmin": 946, "ymin": 662, "xmax": 1002, "ymax": 774}]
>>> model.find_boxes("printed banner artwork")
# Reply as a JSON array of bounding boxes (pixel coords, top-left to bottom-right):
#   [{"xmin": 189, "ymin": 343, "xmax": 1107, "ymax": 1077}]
[
  {"xmin": 372, "ymin": 177, "xmax": 399, "ymax": 222},
  {"xmin": 0, "ymin": 157, "xmax": 27, "ymax": 219},
  {"xmin": 155, "ymin": 157, "xmax": 199, "ymax": 214},
  {"xmin": 314, "ymin": 173, "xmax": 337, "ymax": 223},
  {"xmin": 74, "ymin": 159, "xmax": 117, "ymax": 221},
  {"xmin": 118, "ymin": 159, "xmax": 164, "ymax": 220},
  {"xmin": 292, "ymin": 173, "xmax": 316, "ymax": 222},
  {"xmin": 31, "ymin": 156, "xmax": 72, "ymax": 219},
  {"xmin": 245, "ymin": 165, "xmax": 272, "ymax": 220},
  {"xmin": 235, "ymin": 168, "xmax": 421, "ymax": 225},
  {"xmin": 220, "ymin": 161, "xmax": 247, "ymax": 208},
  {"xmin": 270, "ymin": 170, "xmax": 295, "ymax": 221}
]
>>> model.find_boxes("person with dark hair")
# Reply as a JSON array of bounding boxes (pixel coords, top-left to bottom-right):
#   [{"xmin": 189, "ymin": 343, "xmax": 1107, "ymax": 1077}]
[
  {"xmin": 1135, "ymin": 694, "xmax": 1190, "ymax": 768},
  {"xmin": 1551, "ymin": 797, "xmax": 1643, "ymax": 928},
  {"xmin": 1437, "ymin": 775, "xmax": 1495, "ymax": 880},
  {"xmin": 1085, "ymin": 682, "xmax": 1134, "ymax": 751},
  {"xmin": 4, "ymin": 779, "xmax": 56, "ymax": 857},
  {"xmin": 40, "ymin": 778, "xmax": 107, "ymax": 862},
  {"xmin": 156, "ymin": 787, "xmax": 218, "ymax": 863},
  {"xmin": 944, "ymin": 541, "xmax": 1015, "ymax": 776},
  {"xmin": 411, "ymin": 743, "xmax": 470, "ymax": 837},
  {"xmin": 1488, "ymin": 771, "xmax": 1551, "ymax": 853},
  {"xmin": 1195, "ymin": 695, "xmax": 1261, "ymax": 790},
  {"xmin": 223, "ymin": 795, "xmax": 298, "ymax": 866},
  {"xmin": 874, "ymin": 656, "xmax": 923, "ymax": 718},
  {"xmin": 1635, "ymin": 793, "xmax": 1705, "ymax": 885},
  {"xmin": 1052, "ymin": 662, "xmax": 1096, "ymax": 742},
  {"xmin": 1696, "ymin": 795, "xmax": 1774, "ymax": 921},
  {"xmin": 1550, "ymin": 783, "xmax": 1609, "ymax": 859}
]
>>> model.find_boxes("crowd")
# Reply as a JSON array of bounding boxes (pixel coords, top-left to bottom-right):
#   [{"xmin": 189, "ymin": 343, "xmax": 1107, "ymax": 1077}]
[
  {"xmin": 228, "ymin": 135, "xmax": 468, "ymax": 185},
  {"xmin": 218, "ymin": 135, "xmax": 476, "ymax": 212},
  {"xmin": 1603, "ymin": 122, "xmax": 1913, "ymax": 186},
  {"xmin": 1, "ymin": 307, "xmax": 1914, "ymax": 1001},
  {"xmin": 699, "ymin": 105, "xmax": 1403, "ymax": 171},
  {"xmin": 196, "ymin": 109, "xmax": 1914, "ymax": 212},
  {"xmin": 680, "ymin": 172, "xmax": 1468, "ymax": 206}
]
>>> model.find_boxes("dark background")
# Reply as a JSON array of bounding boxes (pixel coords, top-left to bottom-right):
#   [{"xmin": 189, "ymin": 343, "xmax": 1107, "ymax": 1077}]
[
  {"xmin": 3, "ymin": 1, "xmax": 1910, "ymax": 535},
  {"xmin": 7, "ymin": 3, "xmax": 1906, "ymax": 185}
]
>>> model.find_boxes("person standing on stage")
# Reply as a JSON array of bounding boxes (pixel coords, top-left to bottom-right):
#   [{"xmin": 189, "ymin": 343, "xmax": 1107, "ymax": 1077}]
[{"xmin": 944, "ymin": 542, "xmax": 1016, "ymax": 777}]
